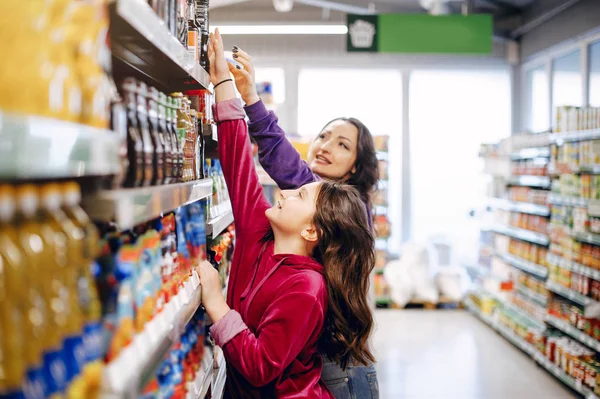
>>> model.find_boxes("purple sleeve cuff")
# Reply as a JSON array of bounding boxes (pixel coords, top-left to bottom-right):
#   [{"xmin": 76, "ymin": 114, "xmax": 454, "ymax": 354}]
[
  {"xmin": 210, "ymin": 310, "xmax": 248, "ymax": 347},
  {"xmin": 244, "ymin": 99, "xmax": 270, "ymax": 124},
  {"xmin": 212, "ymin": 98, "xmax": 245, "ymax": 123}
]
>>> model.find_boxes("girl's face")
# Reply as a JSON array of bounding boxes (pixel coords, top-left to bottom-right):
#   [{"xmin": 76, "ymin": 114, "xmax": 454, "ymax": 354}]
[
  {"xmin": 265, "ymin": 182, "xmax": 320, "ymax": 240},
  {"xmin": 307, "ymin": 120, "xmax": 358, "ymax": 181}
]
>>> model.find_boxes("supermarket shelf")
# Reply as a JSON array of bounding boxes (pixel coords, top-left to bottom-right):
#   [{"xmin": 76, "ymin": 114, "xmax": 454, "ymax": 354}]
[
  {"xmin": 102, "ymin": 272, "xmax": 202, "ymax": 398},
  {"xmin": 571, "ymin": 230, "xmax": 600, "ymax": 246},
  {"xmin": 480, "ymin": 287, "xmax": 546, "ymax": 330},
  {"xmin": 489, "ymin": 198, "xmax": 550, "ymax": 217},
  {"xmin": 578, "ymin": 165, "xmax": 600, "ymax": 174},
  {"xmin": 546, "ymin": 315, "xmax": 600, "ymax": 352},
  {"xmin": 536, "ymin": 355, "xmax": 597, "ymax": 399},
  {"xmin": 547, "ymin": 253, "xmax": 600, "ymax": 281},
  {"xmin": 83, "ymin": 179, "xmax": 212, "ymax": 230},
  {"xmin": 110, "ymin": 0, "xmax": 210, "ymax": 91},
  {"xmin": 496, "ymin": 252, "xmax": 548, "ymax": 279},
  {"xmin": 548, "ymin": 193, "xmax": 589, "ymax": 208},
  {"xmin": 187, "ymin": 357, "xmax": 213, "ymax": 399},
  {"xmin": 492, "ymin": 225, "xmax": 550, "ymax": 246},
  {"xmin": 206, "ymin": 207, "xmax": 234, "ymax": 238},
  {"xmin": 212, "ymin": 358, "xmax": 227, "ymax": 399},
  {"xmin": 375, "ymin": 297, "xmax": 393, "ymax": 306},
  {"xmin": 466, "ymin": 298, "xmax": 597, "ymax": 398},
  {"xmin": 0, "ymin": 112, "xmax": 120, "ymax": 179},
  {"xmin": 506, "ymin": 175, "xmax": 551, "ymax": 189},
  {"xmin": 551, "ymin": 129, "xmax": 600, "ymax": 144},
  {"xmin": 516, "ymin": 284, "xmax": 548, "ymax": 307},
  {"xmin": 546, "ymin": 281, "xmax": 600, "ymax": 318},
  {"xmin": 464, "ymin": 297, "xmax": 496, "ymax": 326},
  {"xmin": 510, "ymin": 147, "xmax": 551, "ymax": 160}
]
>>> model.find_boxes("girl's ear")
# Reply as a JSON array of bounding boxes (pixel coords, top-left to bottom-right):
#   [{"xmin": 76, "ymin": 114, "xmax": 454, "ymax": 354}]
[
  {"xmin": 301, "ymin": 226, "xmax": 318, "ymax": 243},
  {"xmin": 351, "ymin": 165, "xmax": 357, "ymax": 174}
]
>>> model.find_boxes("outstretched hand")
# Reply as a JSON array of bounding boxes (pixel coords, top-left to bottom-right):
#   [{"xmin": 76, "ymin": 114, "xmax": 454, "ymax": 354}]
[
  {"xmin": 228, "ymin": 47, "xmax": 260, "ymax": 106},
  {"xmin": 208, "ymin": 28, "xmax": 231, "ymax": 86}
]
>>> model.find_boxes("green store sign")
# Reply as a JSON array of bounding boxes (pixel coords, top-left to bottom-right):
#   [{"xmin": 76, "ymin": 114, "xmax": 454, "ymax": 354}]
[{"xmin": 347, "ymin": 14, "xmax": 493, "ymax": 54}]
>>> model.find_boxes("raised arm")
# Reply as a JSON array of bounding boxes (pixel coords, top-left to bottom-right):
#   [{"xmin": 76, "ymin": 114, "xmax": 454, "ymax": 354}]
[
  {"xmin": 227, "ymin": 48, "xmax": 318, "ymax": 189},
  {"xmin": 209, "ymin": 32, "xmax": 270, "ymax": 235},
  {"xmin": 246, "ymin": 100, "xmax": 318, "ymax": 189}
]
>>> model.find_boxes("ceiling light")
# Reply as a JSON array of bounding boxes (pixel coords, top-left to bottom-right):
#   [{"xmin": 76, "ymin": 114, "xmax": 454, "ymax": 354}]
[{"xmin": 211, "ymin": 24, "xmax": 348, "ymax": 35}]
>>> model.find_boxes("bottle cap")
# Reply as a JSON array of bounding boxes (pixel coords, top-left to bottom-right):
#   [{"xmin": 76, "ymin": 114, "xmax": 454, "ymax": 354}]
[
  {"xmin": 15, "ymin": 184, "xmax": 39, "ymax": 217},
  {"xmin": 40, "ymin": 183, "xmax": 62, "ymax": 210},
  {"xmin": 0, "ymin": 185, "xmax": 15, "ymax": 222}
]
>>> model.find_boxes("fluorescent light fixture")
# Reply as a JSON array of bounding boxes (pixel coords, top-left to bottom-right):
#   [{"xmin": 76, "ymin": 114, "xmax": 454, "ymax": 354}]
[{"xmin": 211, "ymin": 24, "xmax": 348, "ymax": 35}]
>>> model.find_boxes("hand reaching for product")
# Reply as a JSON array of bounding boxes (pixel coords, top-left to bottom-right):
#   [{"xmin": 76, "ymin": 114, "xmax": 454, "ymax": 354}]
[
  {"xmin": 228, "ymin": 47, "xmax": 260, "ymax": 106},
  {"xmin": 208, "ymin": 29, "xmax": 231, "ymax": 86},
  {"xmin": 197, "ymin": 260, "xmax": 230, "ymax": 323}
]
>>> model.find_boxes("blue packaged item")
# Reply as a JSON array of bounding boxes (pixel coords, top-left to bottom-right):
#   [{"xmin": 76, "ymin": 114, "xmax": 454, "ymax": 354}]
[
  {"xmin": 62, "ymin": 334, "xmax": 85, "ymax": 383},
  {"xmin": 42, "ymin": 347, "xmax": 67, "ymax": 396},
  {"xmin": 175, "ymin": 208, "xmax": 189, "ymax": 260},
  {"xmin": 23, "ymin": 366, "xmax": 46, "ymax": 399},
  {"xmin": 83, "ymin": 321, "xmax": 104, "ymax": 363}
]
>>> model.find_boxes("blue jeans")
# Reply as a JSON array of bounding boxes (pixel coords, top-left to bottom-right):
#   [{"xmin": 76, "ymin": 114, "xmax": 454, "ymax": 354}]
[{"xmin": 321, "ymin": 358, "xmax": 379, "ymax": 399}]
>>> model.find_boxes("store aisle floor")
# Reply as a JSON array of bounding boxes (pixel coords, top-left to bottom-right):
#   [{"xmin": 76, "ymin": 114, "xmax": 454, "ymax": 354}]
[{"xmin": 372, "ymin": 309, "xmax": 576, "ymax": 399}]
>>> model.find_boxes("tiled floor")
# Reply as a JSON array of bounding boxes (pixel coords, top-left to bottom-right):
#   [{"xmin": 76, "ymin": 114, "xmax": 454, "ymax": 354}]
[{"xmin": 372, "ymin": 309, "xmax": 577, "ymax": 399}]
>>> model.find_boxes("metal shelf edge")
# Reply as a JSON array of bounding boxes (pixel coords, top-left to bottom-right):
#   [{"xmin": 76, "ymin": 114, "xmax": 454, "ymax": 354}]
[
  {"xmin": 546, "ymin": 315, "xmax": 600, "ymax": 352},
  {"xmin": 84, "ymin": 179, "xmax": 213, "ymax": 230},
  {"xmin": 0, "ymin": 112, "xmax": 120, "ymax": 179},
  {"xmin": 114, "ymin": 0, "xmax": 210, "ymax": 90},
  {"xmin": 207, "ymin": 207, "xmax": 234, "ymax": 238},
  {"xmin": 101, "ymin": 274, "xmax": 202, "ymax": 397}
]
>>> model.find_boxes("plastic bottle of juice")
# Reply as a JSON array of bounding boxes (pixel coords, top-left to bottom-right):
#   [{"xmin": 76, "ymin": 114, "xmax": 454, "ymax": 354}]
[
  {"xmin": 171, "ymin": 93, "xmax": 189, "ymax": 182},
  {"xmin": 14, "ymin": 185, "xmax": 63, "ymax": 399},
  {"xmin": 0, "ymin": 186, "xmax": 27, "ymax": 398},
  {"xmin": 59, "ymin": 182, "xmax": 103, "ymax": 397},
  {"xmin": 138, "ymin": 82, "xmax": 155, "ymax": 187},
  {"xmin": 39, "ymin": 184, "xmax": 85, "ymax": 388}
]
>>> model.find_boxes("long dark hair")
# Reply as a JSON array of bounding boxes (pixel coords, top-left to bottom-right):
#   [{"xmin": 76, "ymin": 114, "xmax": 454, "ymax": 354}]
[
  {"xmin": 319, "ymin": 118, "xmax": 378, "ymax": 209},
  {"xmin": 312, "ymin": 181, "xmax": 376, "ymax": 369}
]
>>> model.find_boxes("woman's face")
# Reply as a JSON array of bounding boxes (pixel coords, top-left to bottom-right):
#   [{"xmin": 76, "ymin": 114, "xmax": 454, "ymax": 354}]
[
  {"xmin": 265, "ymin": 182, "xmax": 320, "ymax": 238},
  {"xmin": 307, "ymin": 120, "xmax": 358, "ymax": 180}
]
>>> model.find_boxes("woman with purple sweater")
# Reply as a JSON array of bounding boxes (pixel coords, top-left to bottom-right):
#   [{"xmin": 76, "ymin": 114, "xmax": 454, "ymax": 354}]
[{"xmin": 227, "ymin": 47, "xmax": 380, "ymax": 399}]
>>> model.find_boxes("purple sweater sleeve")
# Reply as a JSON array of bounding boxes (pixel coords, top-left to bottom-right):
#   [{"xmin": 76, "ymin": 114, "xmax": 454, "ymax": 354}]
[{"xmin": 245, "ymin": 100, "xmax": 318, "ymax": 189}]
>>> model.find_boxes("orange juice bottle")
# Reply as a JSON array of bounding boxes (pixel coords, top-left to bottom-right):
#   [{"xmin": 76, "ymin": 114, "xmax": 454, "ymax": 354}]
[
  {"xmin": 59, "ymin": 182, "xmax": 104, "ymax": 394},
  {"xmin": 15, "ymin": 185, "xmax": 65, "ymax": 399},
  {"xmin": 39, "ymin": 184, "xmax": 86, "ymax": 386},
  {"xmin": 0, "ymin": 186, "xmax": 27, "ymax": 398}
]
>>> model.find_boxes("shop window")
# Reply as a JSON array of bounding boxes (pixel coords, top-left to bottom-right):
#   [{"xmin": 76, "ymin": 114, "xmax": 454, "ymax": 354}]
[
  {"xmin": 298, "ymin": 69, "xmax": 403, "ymax": 252},
  {"xmin": 409, "ymin": 70, "xmax": 511, "ymax": 264},
  {"xmin": 589, "ymin": 41, "xmax": 600, "ymax": 107},
  {"xmin": 552, "ymin": 50, "xmax": 582, "ymax": 117},
  {"xmin": 525, "ymin": 65, "xmax": 549, "ymax": 132}
]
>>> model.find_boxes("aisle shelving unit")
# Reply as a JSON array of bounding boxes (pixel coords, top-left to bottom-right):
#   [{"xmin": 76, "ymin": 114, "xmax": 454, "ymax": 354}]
[
  {"xmin": 373, "ymin": 137, "xmax": 392, "ymax": 307},
  {"xmin": 465, "ymin": 297, "xmax": 599, "ymax": 399},
  {"xmin": 109, "ymin": 0, "xmax": 210, "ymax": 91},
  {"xmin": 516, "ymin": 284, "xmax": 548, "ymax": 307},
  {"xmin": 207, "ymin": 207, "xmax": 234, "ymax": 238},
  {"xmin": 496, "ymin": 251, "xmax": 549, "ymax": 278},
  {"xmin": 102, "ymin": 273, "xmax": 202, "ymax": 397},
  {"xmin": 0, "ymin": 112, "xmax": 121, "ymax": 178},
  {"xmin": 83, "ymin": 179, "xmax": 213, "ymax": 230},
  {"xmin": 471, "ymin": 118, "xmax": 600, "ymax": 396},
  {"xmin": 545, "ymin": 315, "xmax": 600, "ymax": 352},
  {"xmin": 506, "ymin": 175, "xmax": 551, "ymax": 188},
  {"xmin": 489, "ymin": 197, "xmax": 551, "ymax": 216},
  {"xmin": 0, "ymin": 1, "xmax": 231, "ymax": 397},
  {"xmin": 491, "ymin": 224, "xmax": 550, "ymax": 246}
]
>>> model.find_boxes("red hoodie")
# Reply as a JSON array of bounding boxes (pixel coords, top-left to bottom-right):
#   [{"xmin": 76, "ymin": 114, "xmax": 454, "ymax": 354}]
[{"xmin": 209, "ymin": 99, "xmax": 333, "ymax": 399}]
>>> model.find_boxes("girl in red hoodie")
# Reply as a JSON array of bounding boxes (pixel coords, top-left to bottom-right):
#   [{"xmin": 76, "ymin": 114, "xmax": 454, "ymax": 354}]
[{"xmin": 196, "ymin": 30, "xmax": 376, "ymax": 398}]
